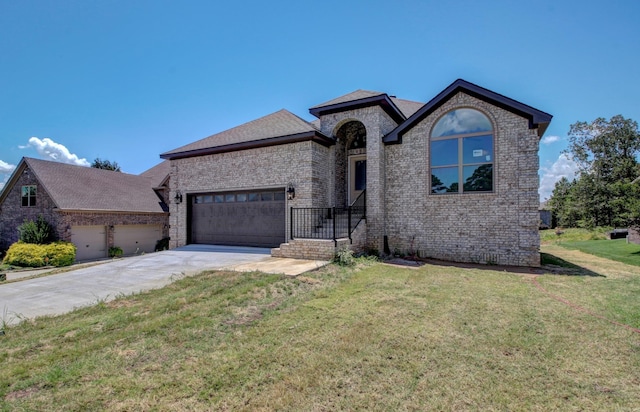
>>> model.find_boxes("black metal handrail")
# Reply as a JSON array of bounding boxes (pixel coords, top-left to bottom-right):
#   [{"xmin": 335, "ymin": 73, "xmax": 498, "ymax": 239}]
[{"xmin": 290, "ymin": 191, "xmax": 366, "ymax": 245}]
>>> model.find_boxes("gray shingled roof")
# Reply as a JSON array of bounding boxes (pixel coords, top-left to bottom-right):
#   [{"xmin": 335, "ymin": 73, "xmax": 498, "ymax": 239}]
[
  {"xmin": 140, "ymin": 160, "xmax": 170, "ymax": 187},
  {"xmin": 25, "ymin": 157, "xmax": 166, "ymax": 213},
  {"xmin": 162, "ymin": 109, "xmax": 320, "ymax": 157},
  {"xmin": 310, "ymin": 89, "xmax": 424, "ymax": 119},
  {"xmin": 310, "ymin": 90, "xmax": 386, "ymax": 109},
  {"xmin": 390, "ymin": 97, "xmax": 424, "ymax": 118}
]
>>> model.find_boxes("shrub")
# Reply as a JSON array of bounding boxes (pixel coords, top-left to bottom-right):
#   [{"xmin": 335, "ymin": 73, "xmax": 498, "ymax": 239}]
[
  {"xmin": 18, "ymin": 215, "xmax": 55, "ymax": 244},
  {"xmin": 45, "ymin": 242, "xmax": 76, "ymax": 267},
  {"xmin": 109, "ymin": 246, "xmax": 123, "ymax": 258},
  {"xmin": 3, "ymin": 242, "xmax": 45, "ymax": 267},
  {"xmin": 2, "ymin": 241, "xmax": 76, "ymax": 267},
  {"xmin": 334, "ymin": 247, "xmax": 356, "ymax": 266},
  {"xmin": 155, "ymin": 237, "xmax": 170, "ymax": 251}
]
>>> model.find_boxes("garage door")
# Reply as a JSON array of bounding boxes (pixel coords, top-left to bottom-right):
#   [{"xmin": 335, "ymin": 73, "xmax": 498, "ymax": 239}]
[
  {"xmin": 113, "ymin": 225, "xmax": 163, "ymax": 256},
  {"xmin": 190, "ymin": 189, "xmax": 285, "ymax": 248},
  {"xmin": 71, "ymin": 226, "xmax": 107, "ymax": 261}
]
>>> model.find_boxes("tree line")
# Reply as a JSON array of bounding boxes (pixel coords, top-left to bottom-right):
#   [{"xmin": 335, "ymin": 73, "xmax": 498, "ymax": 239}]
[{"xmin": 549, "ymin": 115, "xmax": 640, "ymax": 229}]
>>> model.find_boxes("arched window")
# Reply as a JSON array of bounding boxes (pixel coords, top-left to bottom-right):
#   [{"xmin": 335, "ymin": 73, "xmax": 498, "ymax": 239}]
[{"xmin": 430, "ymin": 108, "xmax": 493, "ymax": 194}]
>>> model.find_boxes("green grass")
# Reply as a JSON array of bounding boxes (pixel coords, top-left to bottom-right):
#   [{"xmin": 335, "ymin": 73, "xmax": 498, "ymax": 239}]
[
  {"xmin": 559, "ymin": 239, "xmax": 640, "ymax": 267},
  {"xmin": 1, "ymin": 257, "xmax": 640, "ymax": 410},
  {"xmin": 540, "ymin": 227, "xmax": 610, "ymax": 243},
  {"xmin": 540, "ymin": 252, "xmax": 583, "ymax": 269}
]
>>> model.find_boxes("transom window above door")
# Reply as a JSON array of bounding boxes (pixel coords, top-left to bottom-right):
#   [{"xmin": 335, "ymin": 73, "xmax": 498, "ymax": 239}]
[{"xmin": 430, "ymin": 108, "xmax": 494, "ymax": 194}]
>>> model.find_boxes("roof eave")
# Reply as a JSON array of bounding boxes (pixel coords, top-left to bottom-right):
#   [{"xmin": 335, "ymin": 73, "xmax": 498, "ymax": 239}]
[
  {"xmin": 0, "ymin": 160, "xmax": 25, "ymax": 204},
  {"xmin": 384, "ymin": 79, "xmax": 553, "ymax": 144},
  {"xmin": 309, "ymin": 95, "xmax": 406, "ymax": 124},
  {"xmin": 160, "ymin": 131, "xmax": 334, "ymax": 160}
]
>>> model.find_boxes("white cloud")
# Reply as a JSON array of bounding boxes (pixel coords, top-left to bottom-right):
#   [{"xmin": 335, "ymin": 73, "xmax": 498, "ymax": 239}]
[
  {"xmin": 20, "ymin": 137, "xmax": 90, "ymax": 166},
  {"xmin": 541, "ymin": 135, "xmax": 560, "ymax": 145},
  {"xmin": 539, "ymin": 153, "xmax": 579, "ymax": 201},
  {"xmin": 0, "ymin": 160, "xmax": 16, "ymax": 174},
  {"xmin": 0, "ymin": 160, "xmax": 16, "ymax": 191}
]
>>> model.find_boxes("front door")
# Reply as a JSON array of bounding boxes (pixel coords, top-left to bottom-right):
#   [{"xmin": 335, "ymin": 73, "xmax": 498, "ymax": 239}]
[{"xmin": 349, "ymin": 155, "xmax": 366, "ymax": 205}]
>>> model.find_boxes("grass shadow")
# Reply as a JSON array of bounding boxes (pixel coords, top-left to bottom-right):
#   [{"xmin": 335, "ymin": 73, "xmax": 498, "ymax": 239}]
[
  {"xmin": 384, "ymin": 254, "xmax": 604, "ymax": 277},
  {"xmin": 539, "ymin": 252, "xmax": 605, "ymax": 277}
]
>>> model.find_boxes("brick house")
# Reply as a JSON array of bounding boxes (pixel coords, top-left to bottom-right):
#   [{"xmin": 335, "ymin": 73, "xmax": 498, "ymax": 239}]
[
  {"xmin": 0, "ymin": 157, "xmax": 169, "ymax": 261},
  {"xmin": 161, "ymin": 79, "xmax": 552, "ymax": 266}
]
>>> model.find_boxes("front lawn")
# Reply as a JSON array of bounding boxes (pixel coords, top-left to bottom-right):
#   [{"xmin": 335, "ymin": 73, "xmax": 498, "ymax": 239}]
[
  {"xmin": 559, "ymin": 239, "xmax": 640, "ymax": 267},
  {"xmin": 540, "ymin": 227, "xmax": 610, "ymax": 243},
  {"xmin": 1, "ymin": 256, "xmax": 639, "ymax": 410}
]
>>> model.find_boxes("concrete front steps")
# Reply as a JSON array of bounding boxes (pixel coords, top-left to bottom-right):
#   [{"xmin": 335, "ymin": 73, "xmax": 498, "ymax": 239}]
[
  {"xmin": 272, "ymin": 220, "xmax": 367, "ymax": 261},
  {"xmin": 271, "ymin": 238, "xmax": 352, "ymax": 261}
]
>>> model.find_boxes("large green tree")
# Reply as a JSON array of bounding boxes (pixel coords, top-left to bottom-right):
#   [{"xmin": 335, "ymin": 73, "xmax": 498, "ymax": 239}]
[
  {"xmin": 567, "ymin": 115, "xmax": 640, "ymax": 182},
  {"xmin": 91, "ymin": 158, "xmax": 121, "ymax": 172},
  {"xmin": 548, "ymin": 177, "xmax": 579, "ymax": 227},
  {"xmin": 551, "ymin": 115, "xmax": 640, "ymax": 228}
]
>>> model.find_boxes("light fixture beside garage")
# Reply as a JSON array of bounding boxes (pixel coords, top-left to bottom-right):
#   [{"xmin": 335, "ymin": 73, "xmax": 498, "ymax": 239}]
[
  {"xmin": 174, "ymin": 190, "xmax": 183, "ymax": 204},
  {"xmin": 287, "ymin": 184, "xmax": 295, "ymax": 200}
]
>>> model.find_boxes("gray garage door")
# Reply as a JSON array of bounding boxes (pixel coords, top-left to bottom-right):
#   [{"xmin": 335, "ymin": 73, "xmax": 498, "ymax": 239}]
[{"xmin": 190, "ymin": 189, "xmax": 285, "ymax": 248}]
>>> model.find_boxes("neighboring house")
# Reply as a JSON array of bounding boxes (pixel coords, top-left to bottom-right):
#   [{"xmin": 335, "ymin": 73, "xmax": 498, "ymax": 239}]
[
  {"xmin": 161, "ymin": 79, "xmax": 552, "ymax": 267},
  {"xmin": 539, "ymin": 210, "xmax": 552, "ymax": 229},
  {"xmin": 0, "ymin": 157, "xmax": 169, "ymax": 261},
  {"xmin": 139, "ymin": 160, "xmax": 171, "ymax": 205}
]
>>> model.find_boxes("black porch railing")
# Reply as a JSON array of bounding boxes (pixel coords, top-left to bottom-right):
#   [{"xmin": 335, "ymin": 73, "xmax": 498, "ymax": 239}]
[{"xmin": 290, "ymin": 191, "xmax": 366, "ymax": 245}]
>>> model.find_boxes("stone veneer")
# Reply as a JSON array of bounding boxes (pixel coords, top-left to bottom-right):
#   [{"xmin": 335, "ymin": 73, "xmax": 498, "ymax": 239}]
[
  {"xmin": 384, "ymin": 92, "xmax": 541, "ymax": 266},
  {"xmin": 169, "ymin": 141, "xmax": 331, "ymax": 249},
  {"xmin": 318, "ymin": 106, "xmax": 400, "ymax": 255},
  {"xmin": 0, "ymin": 165, "xmax": 168, "ymax": 253}
]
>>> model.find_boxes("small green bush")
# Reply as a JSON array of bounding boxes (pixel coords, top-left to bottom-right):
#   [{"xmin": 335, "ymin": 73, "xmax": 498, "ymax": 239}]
[
  {"xmin": 155, "ymin": 237, "xmax": 170, "ymax": 251},
  {"xmin": 18, "ymin": 215, "xmax": 55, "ymax": 244},
  {"xmin": 2, "ymin": 241, "xmax": 76, "ymax": 267},
  {"xmin": 109, "ymin": 246, "xmax": 123, "ymax": 258},
  {"xmin": 334, "ymin": 247, "xmax": 356, "ymax": 266}
]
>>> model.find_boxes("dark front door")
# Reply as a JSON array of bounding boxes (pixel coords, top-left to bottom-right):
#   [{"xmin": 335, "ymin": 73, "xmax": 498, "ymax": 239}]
[{"xmin": 190, "ymin": 189, "xmax": 286, "ymax": 248}]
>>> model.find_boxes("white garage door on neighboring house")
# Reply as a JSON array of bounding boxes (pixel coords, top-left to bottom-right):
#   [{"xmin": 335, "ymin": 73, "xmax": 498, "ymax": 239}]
[
  {"xmin": 113, "ymin": 225, "xmax": 162, "ymax": 256},
  {"xmin": 71, "ymin": 226, "xmax": 107, "ymax": 262}
]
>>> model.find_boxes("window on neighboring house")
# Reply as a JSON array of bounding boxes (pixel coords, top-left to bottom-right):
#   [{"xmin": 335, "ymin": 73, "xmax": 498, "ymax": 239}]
[
  {"xmin": 21, "ymin": 185, "xmax": 37, "ymax": 207},
  {"xmin": 430, "ymin": 108, "xmax": 494, "ymax": 194}
]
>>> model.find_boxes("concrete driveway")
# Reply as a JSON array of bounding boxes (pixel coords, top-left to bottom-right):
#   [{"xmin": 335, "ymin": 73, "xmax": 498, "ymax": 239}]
[{"xmin": 0, "ymin": 245, "xmax": 327, "ymax": 326}]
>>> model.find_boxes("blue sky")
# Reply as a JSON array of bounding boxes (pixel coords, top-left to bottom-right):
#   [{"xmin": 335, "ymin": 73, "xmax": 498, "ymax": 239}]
[{"xmin": 1, "ymin": 0, "xmax": 639, "ymax": 201}]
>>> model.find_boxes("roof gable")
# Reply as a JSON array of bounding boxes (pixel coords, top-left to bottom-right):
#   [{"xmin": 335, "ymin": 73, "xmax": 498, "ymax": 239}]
[
  {"xmin": 310, "ymin": 90, "xmax": 386, "ymax": 109},
  {"xmin": 384, "ymin": 79, "xmax": 553, "ymax": 144},
  {"xmin": 309, "ymin": 90, "xmax": 416, "ymax": 124},
  {"xmin": 161, "ymin": 109, "xmax": 332, "ymax": 160},
  {"xmin": 0, "ymin": 158, "xmax": 166, "ymax": 213}
]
